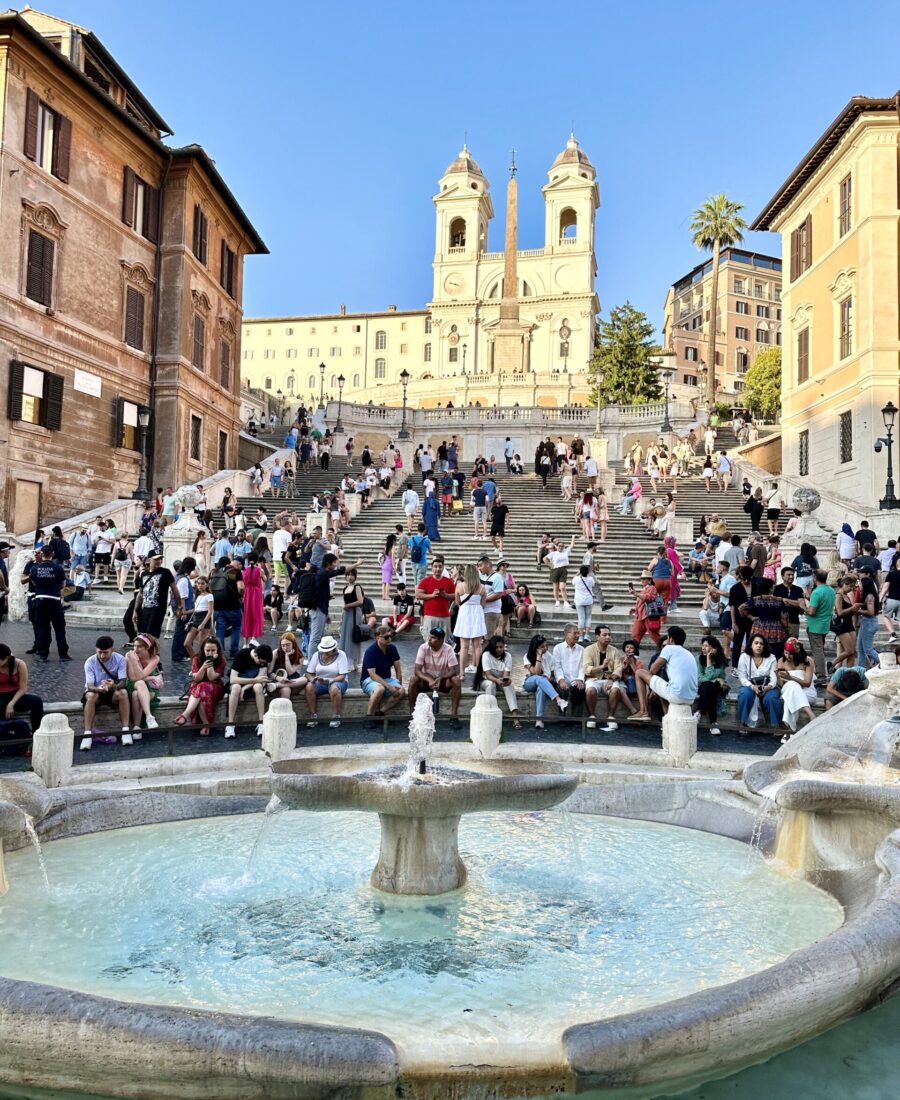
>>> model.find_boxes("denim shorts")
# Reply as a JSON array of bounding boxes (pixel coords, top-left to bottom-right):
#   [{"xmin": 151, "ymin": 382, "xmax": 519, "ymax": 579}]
[
  {"xmin": 361, "ymin": 677, "xmax": 401, "ymax": 696},
  {"xmin": 311, "ymin": 679, "xmax": 348, "ymax": 696}
]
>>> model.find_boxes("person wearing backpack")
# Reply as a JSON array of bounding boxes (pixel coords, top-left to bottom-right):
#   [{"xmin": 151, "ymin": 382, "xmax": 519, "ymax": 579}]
[
  {"xmin": 306, "ymin": 552, "xmax": 363, "ymax": 657},
  {"xmin": 407, "ymin": 523, "xmax": 432, "ymax": 587},
  {"xmin": 211, "ymin": 558, "xmax": 244, "ymax": 658},
  {"xmin": 171, "ymin": 557, "xmax": 196, "ymax": 663},
  {"xmin": 629, "ymin": 572, "xmax": 666, "ymax": 647}
]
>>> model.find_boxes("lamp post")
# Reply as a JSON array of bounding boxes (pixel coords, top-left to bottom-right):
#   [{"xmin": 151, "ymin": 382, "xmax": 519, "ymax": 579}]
[
  {"xmin": 335, "ymin": 374, "xmax": 345, "ymax": 434},
  {"xmin": 398, "ymin": 368, "xmax": 411, "ymax": 440},
  {"xmin": 131, "ymin": 404, "xmax": 152, "ymax": 499},
  {"xmin": 661, "ymin": 368, "xmax": 673, "ymax": 433},
  {"xmin": 318, "ymin": 361, "xmax": 326, "ymax": 412},
  {"xmin": 462, "ymin": 342, "xmax": 467, "ymax": 375},
  {"xmin": 877, "ymin": 400, "xmax": 900, "ymax": 509},
  {"xmin": 462, "ymin": 366, "xmax": 469, "ymax": 404}
]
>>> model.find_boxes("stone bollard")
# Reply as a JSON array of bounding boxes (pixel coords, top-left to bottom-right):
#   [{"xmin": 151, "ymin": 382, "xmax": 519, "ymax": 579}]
[
  {"xmin": 31, "ymin": 713, "xmax": 75, "ymax": 788},
  {"xmin": 662, "ymin": 703, "xmax": 697, "ymax": 768},
  {"xmin": 346, "ymin": 493, "xmax": 361, "ymax": 518},
  {"xmin": 878, "ymin": 649, "xmax": 898, "ymax": 670},
  {"xmin": 262, "ymin": 698, "xmax": 297, "ymax": 761},
  {"xmin": 469, "ymin": 693, "xmax": 503, "ymax": 759},
  {"xmin": 305, "ymin": 512, "xmax": 324, "ymax": 536}
]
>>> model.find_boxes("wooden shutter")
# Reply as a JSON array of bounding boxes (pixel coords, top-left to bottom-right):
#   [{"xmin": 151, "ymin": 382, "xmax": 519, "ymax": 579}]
[
  {"xmin": 200, "ymin": 210, "xmax": 207, "ymax": 263},
  {"xmin": 797, "ymin": 327, "xmax": 809, "ymax": 383},
  {"xmin": 220, "ymin": 239, "xmax": 227, "ymax": 289},
  {"xmin": 26, "ymin": 230, "xmax": 54, "ymax": 306},
  {"xmin": 52, "ymin": 113, "xmax": 71, "ymax": 181},
  {"xmin": 122, "ymin": 167, "xmax": 135, "ymax": 226},
  {"xmin": 192, "ymin": 315, "xmax": 205, "ymax": 369},
  {"xmin": 23, "ymin": 89, "xmax": 39, "ymax": 160},
  {"xmin": 789, "ymin": 229, "xmax": 798, "ymax": 281},
  {"xmin": 192, "ymin": 204, "xmax": 200, "ymax": 254},
  {"xmin": 219, "ymin": 338, "xmax": 231, "ymax": 389},
  {"xmin": 43, "ymin": 372, "xmax": 64, "ymax": 431},
  {"xmin": 803, "ymin": 214, "xmax": 812, "ymax": 270},
  {"xmin": 145, "ymin": 185, "xmax": 160, "ymax": 243},
  {"xmin": 7, "ymin": 360, "xmax": 25, "ymax": 420},
  {"xmin": 193, "ymin": 205, "xmax": 207, "ymax": 263},
  {"xmin": 125, "ymin": 286, "xmax": 145, "ymax": 349},
  {"xmin": 113, "ymin": 396, "xmax": 125, "ymax": 447}
]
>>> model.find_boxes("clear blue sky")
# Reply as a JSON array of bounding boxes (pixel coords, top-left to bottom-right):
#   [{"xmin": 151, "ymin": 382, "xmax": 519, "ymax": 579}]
[{"xmin": 41, "ymin": 1, "xmax": 900, "ymax": 333}]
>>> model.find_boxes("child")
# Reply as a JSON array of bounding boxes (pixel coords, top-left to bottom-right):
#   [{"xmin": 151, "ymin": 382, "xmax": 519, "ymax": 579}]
[
  {"xmin": 265, "ymin": 585, "xmax": 284, "ymax": 633},
  {"xmin": 387, "ymin": 583, "xmax": 415, "ymax": 635},
  {"xmin": 742, "ymin": 477, "xmax": 753, "ymax": 499},
  {"xmin": 311, "ymin": 493, "xmax": 322, "ymax": 514}
]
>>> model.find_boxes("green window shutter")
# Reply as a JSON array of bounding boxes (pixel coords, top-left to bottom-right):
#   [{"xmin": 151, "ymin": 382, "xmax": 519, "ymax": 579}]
[
  {"xmin": 7, "ymin": 360, "xmax": 24, "ymax": 420},
  {"xmin": 43, "ymin": 372, "xmax": 64, "ymax": 431},
  {"xmin": 113, "ymin": 396, "xmax": 124, "ymax": 447}
]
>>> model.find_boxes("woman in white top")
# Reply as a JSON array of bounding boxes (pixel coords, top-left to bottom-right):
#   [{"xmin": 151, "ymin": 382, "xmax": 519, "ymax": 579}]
[
  {"xmin": 776, "ymin": 639, "xmax": 816, "ymax": 737},
  {"xmin": 250, "ymin": 463, "xmax": 264, "ymax": 497},
  {"xmin": 647, "ymin": 456, "xmax": 660, "ymax": 493},
  {"xmin": 454, "ymin": 564, "xmax": 487, "ymax": 675},
  {"xmin": 475, "ymin": 636, "xmax": 522, "ymax": 728},
  {"xmin": 523, "ymin": 635, "xmax": 568, "ymax": 729},
  {"xmin": 573, "ymin": 564, "xmax": 595, "ymax": 641},
  {"xmin": 401, "ymin": 481, "xmax": 420, "ymax": 532},
  {"xmin": 736, "ymin": 634, "xmax": 783, "ymax": 731},
  {"xmin": 595, "ymin": 489, "xmax": 609, "ymax": 542},
  {"xmin": 184, "ymin": 576, "xmax": 214, "ymax": 658}
]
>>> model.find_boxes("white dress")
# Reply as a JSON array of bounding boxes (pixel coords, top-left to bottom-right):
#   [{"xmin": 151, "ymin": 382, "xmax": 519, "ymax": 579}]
[
  {"xmin": 455, "ymin": 591, "xmax": 486, "ymax": 639},
  {"xmin": 781, "ymin": 667, "xmax": 817, "ymax": 731}
]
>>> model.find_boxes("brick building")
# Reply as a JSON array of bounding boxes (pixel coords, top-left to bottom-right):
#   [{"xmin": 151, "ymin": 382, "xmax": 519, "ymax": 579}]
[{"xmin": 0, "ymin": 9, "xmax": 266, "ymax": 533}]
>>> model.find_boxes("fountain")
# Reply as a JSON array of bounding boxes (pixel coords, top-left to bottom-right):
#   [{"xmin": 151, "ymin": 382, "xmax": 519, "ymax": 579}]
[
  {"xmin": 272, "ymin": 695, "xmax": 578, "ymax": 894},
  {"xmin": 0, "ymin": 776, "xmax": 51, "ymax": 896}
]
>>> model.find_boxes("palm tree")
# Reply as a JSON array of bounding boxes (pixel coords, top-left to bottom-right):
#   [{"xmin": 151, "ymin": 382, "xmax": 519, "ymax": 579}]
[{"xmin": 690, "ymin": 195, "xmax": 748, "ymax": 409}]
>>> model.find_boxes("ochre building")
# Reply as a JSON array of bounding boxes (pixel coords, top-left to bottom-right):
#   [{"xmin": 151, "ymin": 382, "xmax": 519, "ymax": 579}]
[
  {"xmin": 0, "ymin": 8, "xmax": 266, "ymax": 532},
  {"xmin": 753, "ymin": 93, "xmax": 900, "ymax": 510},
  {"xmin": 243, "ymin": 138, "xmax": 599, "ymax": 409}
]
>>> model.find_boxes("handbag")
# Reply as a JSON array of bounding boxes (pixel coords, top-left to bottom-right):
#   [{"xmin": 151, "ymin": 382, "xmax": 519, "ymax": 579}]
[
  {"xmin": 352, "ymin": 623, "xmax": 373, "ymax": 644},
  {"xmin": 452, "ymin": 498, "xmax": 464, "ymax": 512}
]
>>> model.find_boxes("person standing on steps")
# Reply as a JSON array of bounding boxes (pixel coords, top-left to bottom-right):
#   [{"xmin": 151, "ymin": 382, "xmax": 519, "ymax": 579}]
[
  {"xmin": 23, "ymin": 546, "xmax": 70, "ymax": 662},
  {"xmin": 211, "ymin": 558, "xmax": 245, "ymax": 659},
  {"xmin": 490, "ymin": 491, "xmax": 509, "ymax": 552},
  {"xmin": 547, "ymin": 534, "xmax": 577, "ymax": 608},
  {"xmin": 170, "ymin": 557, "xmax": 197, "ymax": 663},
  {"xmin": 454, "ymin": 564, "xmax": 488, "ymax": 675},
  {"xmin": 134, "ymin": 553, "xmax": 181, "ymax": 641},
  {"xmin": 503, "ymin": 437, "xmax": 515, "ymax": 473},
  {"xmin": 471, "ymin": 481, "xmax": 489, "ymax": 541},
  {"xmin": 416, "ymin": 557, "xmax": 455, "ymax": 640},
  {"xmin": 308, "ymin": 552, "xmax": 361, "ymax": 657}
]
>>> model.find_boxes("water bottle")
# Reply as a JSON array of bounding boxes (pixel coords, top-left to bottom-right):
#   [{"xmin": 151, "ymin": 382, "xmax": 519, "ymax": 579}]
[{"xmin": 432, "ymin": 689, "xmax": 440, "ymax": 716}]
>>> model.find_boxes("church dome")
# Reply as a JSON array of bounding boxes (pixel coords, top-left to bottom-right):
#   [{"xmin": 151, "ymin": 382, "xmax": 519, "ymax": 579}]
[
  {"xmin": 551, "ymin": 134, "xmax": 594, "ymax": 174},
  {"xmin": 443, "ymin": 144, "xmax": 485, "ymax": 178}
]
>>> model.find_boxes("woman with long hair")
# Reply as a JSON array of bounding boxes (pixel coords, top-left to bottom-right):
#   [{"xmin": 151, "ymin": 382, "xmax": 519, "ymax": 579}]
[
  {"xmin": 736, "ymin": 634, "xmax": 782, "ymax": 732},
  {"xmin": 177, "ymin": 636, "xmax": 226, "ymax": 736},
  {"xmin": 695, "ymin": 635, "xmax": 727, "ymax": 735},
  {"xmin": 0, "ymin": 642, "xmax": 44, "ymax": 733},
  {"xmin": 578, "ymin": 491, "xmax": 596, "ymax": 541},
  {"xmin": 339, "ymin": 568, "xmax": 365, "ymax": 671},
  {"xmin": 191, "ymin": 529, "xmax": 209, "ymax": 575},
  {"xmin": 663, "ymin": 535, "xmax": 683, "ymax": 611},
  {"xmin": 514, "ymin": 583, "xmax": 537, "ymax": 627},
  {"xmin": 522, "ymin": 634, "xmax": 567, "ymax": 730},
  {"xmin": 125, "ymin": 633, "xmax": 164, "ymax": 740},
  {"xmin": 184, "ymin": 575, "xmax": 213, "ymax": 659},
  {"xmin": 832, "ymin": 575, "xmax": 860, "ymax": 670},
  {"xmin": 241, "ymin": 552, "xmax": 265, "ymax": 646},
  {"xmin": 380, "ymin": 532, "xmax": 396, "ymax": 600},
  {"xmin": 856, "ymin": 571, "xmax": 881, "ymax": 670},
  {"xmin": 763, "ymin": 534, "xmax": 782, "ymax": 581},
  {"xmin": 595, "ymin": 489, "xmax": 609, "ymax": 542},
  {"xmin": 776, "ymin": 638, "xmax": 817, "ymax": 739},
  {"xmin": 790, "ymin": 542, "xmax": 819, "ymax": 591},
  {"xmin": 474, "ymin": 635, "xmax": 522, "ymax": 729},
  {"xmin": 271, "ymin": 631, "xmax": 306, "ymax": 699},
  {"xmin": 454, "ymin": 563, "xmax": 487, "ymax": 675}
]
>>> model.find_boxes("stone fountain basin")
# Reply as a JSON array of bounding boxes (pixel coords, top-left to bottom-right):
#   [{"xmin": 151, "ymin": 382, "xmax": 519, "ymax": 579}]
[{"xmin": 271, "ymin": 757, "xmax": 578, "ymax": 817}]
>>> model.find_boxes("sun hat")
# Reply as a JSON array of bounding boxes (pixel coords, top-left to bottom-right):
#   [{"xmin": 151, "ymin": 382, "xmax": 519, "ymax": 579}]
[{"xmin": 318, "ymin": 636, "xmax": 337, "ymax": 653}]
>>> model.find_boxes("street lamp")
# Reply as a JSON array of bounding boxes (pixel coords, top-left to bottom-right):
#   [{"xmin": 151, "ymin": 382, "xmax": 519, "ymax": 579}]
[
  {"xmin": 462, "ymin": 342, "xmax": 468, "ymax": 375},
  {"xmin": 318, "ymin": 361, "xmax": 326, "ymax": 411},
  {"xmin": 131, "ymin": 404, "xmax": 152, "ymax": 499},
  {"xmin": 335, "ymin": 374, "xmax": 345, "ymax": 434},
  {"xmin": 661, "ymin": 369, "xmax": 673, "ymax": 434},
  {"xmin": 876, "ymin": 400, "xmax": 900, "ymax": 509},
  {"xmin": 398, "ymin": 368, "xmax": 411, "ymax": 440}
]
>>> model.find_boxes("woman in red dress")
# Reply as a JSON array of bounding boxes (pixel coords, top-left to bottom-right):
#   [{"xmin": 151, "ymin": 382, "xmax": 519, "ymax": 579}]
[
  {"xmin": 241, "ymin": 552, "xmax": 265, "ymax": 645},
  {"xmin": 176, "ymin": 637, "xmax": 226, "ymax": 736}
]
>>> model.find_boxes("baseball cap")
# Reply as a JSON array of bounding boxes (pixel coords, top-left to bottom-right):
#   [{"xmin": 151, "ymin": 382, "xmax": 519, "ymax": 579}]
[{"xmin": 0, "ymin": 542, "xmax": 11, "ymax": 551}]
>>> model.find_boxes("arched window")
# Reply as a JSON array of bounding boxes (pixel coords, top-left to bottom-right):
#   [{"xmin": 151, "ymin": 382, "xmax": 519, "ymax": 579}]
[
  {"xmin": 285, "ymin": 373, "xmax": 295, "ymax": 393},
  {"xmin": 307, "ymin": 373, "xmax": 316, "ymax": 390},
  {"xmin": 330, "ymin": 374, "xmax": 338, "ymax": 388},
  {"xmin": 424, "ymin": 342, "xmax": 432, "ymax": 362},
  {"xmin": 449, "ymin": 217, "xmax": 466, "ymax": 249},
  {"xmin": 522, "ymin": 280, "xmax": 533, "ymax": 297},
  {"xmin": 424, "ymin": 316, "xmax": 432, "ymax": 334},
  {"xmin": 375, "ymin": 330, "xmax": 387, "ymax": 350},
  {"xmin": 264, "ymin": 376, "xmax": 273, "ymax": 390},
  {"xmin": 352, "ymin": 373, "xmax": 360, "ymax": 388},
  {"xmin": 559, "ymin": 208, "xmax": 577, "ymax": 241},
  {"xmin": 487, "ymin": 280, "xmax": 501, "ymax": 299},
  {"xmin": 375, "ymin": 358, "xmax": 386, "ymax": 379}
]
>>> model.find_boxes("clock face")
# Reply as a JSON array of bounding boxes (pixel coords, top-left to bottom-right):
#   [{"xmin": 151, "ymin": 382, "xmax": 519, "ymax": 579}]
[
  {"xmin": 444, "ymin": 272, "xmax": 465, "ymax": 296},
  {"xmin": 448, "ymin": 332, "xmax": 460, "ymax": 347},
  {"xmin": 559, "ymin": 325, "xmax": 571, "ymax": 340}
]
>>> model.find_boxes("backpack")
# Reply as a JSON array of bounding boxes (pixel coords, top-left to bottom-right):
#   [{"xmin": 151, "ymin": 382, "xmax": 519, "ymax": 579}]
[
  {"xmin": 409, "ymin": 536, "xmax": 425, "ymax": 565},
  {"xmin": 297, "ymin": 569, "xmax": 318, "ymax": 609},
  {"xmin": 210, "ymin": 571, "xmax": 231, "ymax": 603},
  {"xmin": 645, "ymin": 593, "xmax": 667, "ymax": 618}
]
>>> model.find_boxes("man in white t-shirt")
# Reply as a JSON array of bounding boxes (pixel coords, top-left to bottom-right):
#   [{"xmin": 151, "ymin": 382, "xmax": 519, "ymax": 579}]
[
  {"xmin": 401, "ymin": 482, "xmax": 420, "ymax": 532},
  {"xmin": 269, "ymin": 459, "xmax": 285, "ymax": 499},
  {"xmin": 272, "ymin": 519, "xmax": 292, "ymax": 582},
  {"xmin": 420, "ymin": 448, "xmax": 434, "ymax": 477},
  {"xmin": 632, "ymin": 625, "xmax": 698, "ymax": 719}
]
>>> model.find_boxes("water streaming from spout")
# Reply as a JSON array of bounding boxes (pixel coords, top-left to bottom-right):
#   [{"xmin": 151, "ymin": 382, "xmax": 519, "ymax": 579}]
[
  {"xmin": 407, "ymin": 693, "xmax": 436, "ymax": 778},
  {"xmin": 23, "ymin": 816, "xmax": 50, "ymax": 892},
  {"xmin": 749, "ymin": 796, "xmax": 777, "ymax": 861},
  {"xmin": 246, "ymin": 795, "xmax": 284, "ymax": 872}
]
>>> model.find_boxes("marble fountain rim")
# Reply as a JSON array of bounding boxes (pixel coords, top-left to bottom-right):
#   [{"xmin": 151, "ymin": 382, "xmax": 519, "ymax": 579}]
[{"xmin": 0, "ymin": 780, "xmax": 897, "ymax": 1098}]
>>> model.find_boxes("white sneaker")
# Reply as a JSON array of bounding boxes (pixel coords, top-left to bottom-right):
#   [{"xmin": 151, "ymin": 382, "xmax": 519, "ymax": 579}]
[
  {"xmin": 329, "ymin": 718, "xmax": 342, "ymax": 728},
  {"xmin": 555, "ymin": 601, "xmax": 561, "ymax": 608},
  {"xmin": 255, "ymin": 723, "xmax": 264, "ymax": 737},
  {"xmin": 600, "ymin": 721, "xmax": 618, "ymax": 733},
  {"xmin": 224, "ymin": 725, "xmax": 236, "ymax": 739},
  {"xmin": 464, "ymin": 664, "xmax": 477, "ymax": 674},
  {"xmin": 692, "ymin": 711, "xmax": 701, "ymax": 721},
  {"xmin": 132, "ymin": 730, "xmax": 142, "ymax": 741},
  {"xmin": 79, "ymin": 736, "xmax": 92, "ymax": 751},
  {"xmin": 710, "ymin": 727, "xmax": 722, "ymax": 736},
  {"xmin": 562, "ymin": 602, "xmax": 571, "ymax": 610},
  {"xmin": 586, "ymin": 717, "xmax": 597, "ymax": 729},
  {"xmin": 306, "ymin": 717, "xmax": 319, "ymax": 728},
  {"xmin": 145, "ymin": 715, "xmax": 159, "ymax": 729},
  {"xmin": 121, "ymin": 732, "xmax": 134, "ymax": 746},
  {"xmin": 534, "ymin": 719, "xmax": 545, "ymax": 730},
  {"xmin": 556, "ymin": 698, "xmax": 568, "ymax": 712}
]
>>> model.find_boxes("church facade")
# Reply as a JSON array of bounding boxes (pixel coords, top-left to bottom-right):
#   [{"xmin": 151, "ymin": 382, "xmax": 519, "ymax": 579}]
[{"xmin": 242, "ymin": 138, "xmax": 599, "ymax": 409}]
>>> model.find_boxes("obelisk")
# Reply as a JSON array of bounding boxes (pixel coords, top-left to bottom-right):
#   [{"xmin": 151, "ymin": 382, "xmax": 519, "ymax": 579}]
[{"xmin": 491, "ymin": 153, "xmax": 528, "ymax": 375}]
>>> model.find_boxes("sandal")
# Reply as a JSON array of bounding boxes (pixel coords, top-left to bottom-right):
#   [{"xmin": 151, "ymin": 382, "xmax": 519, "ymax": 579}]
[
  {"xmin": 199, "ymin": 727, "xmax": 210, "ymax": 737},
  {"xmin": 174, "ymin": 714, "xmax": 188, "ymax": 726},
  {"xmin": 512, "ymin": 719, "xmax": 523, "ymax": 730}
]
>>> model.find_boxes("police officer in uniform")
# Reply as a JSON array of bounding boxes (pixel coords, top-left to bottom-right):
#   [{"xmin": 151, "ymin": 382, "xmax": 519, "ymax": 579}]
[{"xmin": 22, "ymin": 546, "xmax": 70, "ymax": 661}]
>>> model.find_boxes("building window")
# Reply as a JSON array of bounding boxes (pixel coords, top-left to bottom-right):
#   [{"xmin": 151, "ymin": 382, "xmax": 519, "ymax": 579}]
[
  {"xmin": 424, "ymin": 342, "xmax": 432, "ymax": 362},
  {"xmin": 192, "ymin": 315, "xmax": 206, "ymax": 371},
  {"xmin": 449, "ymin": 217, "xmax": 466, "ymax": 248},
  {"xmin": 683, "ymin": 375, "xmax": 697, "ymax": 386},
  {"xmin": 840, "ymin": 296, "xmax": 853, "ymax": 358},
  {"xmin": 310, "ymin": 326, "xmax": 316, "ymax": 335},
  {"xmin": 736, "ymin": 326, "xmax": 749, "ymax": 341},
  {"xmin": 353, "ymin": 346, "xmax": 361, "ymax": 356},
  {"xmin": 264, "ymin": 376, "xmax": 272, "ymax": 389},
  {"xmin": 24, "ymin": 91, "xmax": 71, "ymax": 181},
  {"xmin": 756, "ymin": 328, "xmax": 769, "ymax": 344},
  {"xmin": 218, "ymin": 430, "xmax": 228, "ymax": 470},
  {"xmin": 285, "ymin": 373, "xmax": 295, "ymax": 392},
  {"xmin": 400, "ymin": 343, "xmax": 408, "ymax": 354},
  {"xmin": 736, "ymin": 301, "xmax": 749, "ymax": 315},
  {"xmin": 352, "ymin": 373, "xmax": 360, "ymax": 387},
  {"xmin": 684, "ymin": 346, "xmax": 698, "ymax": 362},
  {"xmin": 425, "ymin": 317, "xmax": 432, "ymax": 334},
  {"xmin": 790, "ymin": 215, "xmax": 812, "ymax": 281},
  {"xmin": 839, "ymin": 411, "xmax": 853, "ymax": 464},
  {"xmin": 307, "ymin": 374, "xmax": 316, "ymax": 389},
  {"xmin": 736, "ymin": 351, "xmax": 749, "ymax": 373},
  {"xmin": 375, "ymin": 330, "xmax": 387, "ymax": 350},
  {"xmin": 353, "ymin": 324, "xmax": 362, "ymax": 333},
  {"xmin": 559, "ymin": 208, "xmax": 577, "ymax": 241},
  {"xmin": 7, "ymin": 361, "xmax": 63, "ymax": 430},
  {"xmin": 122, "ymin": 169, "xmax": 159, "ymax": 242},
  {"xmin": 285, "ymin": 327, "xmax": 294, "ymax": 335},
  {"xmin": 799, "ymin": 429, "xmax": 809, "ymax": 476},
  {"xmin": 189, "ymin": 415, "xmax": 202, "ymax": 462},
  {"xmin": 114, "ymin": 398, "xmax": 140, "ymax": 451},
  {"xmin": 25, "ymin": 229, "xmax": 54, "ymax": 306},
  {"xmin": 691, "ymin": 315, "xmax": 702, "ymax": 330},
  {"xmin": 263, "ymin": 349, "xmax": 275, "ymax": 360},
  {"xmin": 375, "ymin": 358, "xmax": 386, "ymax": 379},
  {"xmin": 242, "ymin": 350, "xmax": 253, "ymax": 360},
  {"xmin": 754, "ymin": 282, "xmax": 764, "ymax": 298},
  {"xmin": 839, "ymin": 174, "xmax": 852, "ymax": 236},
  {"xmin": 285, "ymin": 349, "xmax": 296, "ymax": 358},
  {"xmin": 220, "ymin": 241, "xmax": 236, "ymax": 297},
  {"xmin": 733, "ymin": 277, "xmax": 745, "ymax": 294},
  {"xmin": 401, "ymin": 321, "xmax": 407, "ymax": 332},
  {"xmin": 329, "ymin": 346, "xmax": 341, "ymax": 356},
  {"xmin": 192, "ymin": 205, "xmax": 208, "ymax": 265},
  {"xmin": 756, "ymin": 305, "xmax": 770, "ymax": 318},
  {"xmin": 219, "ymin": 339, "xmax": 231, "ymax": 390},
  {"xmin": 775, "ymin": 331, "xmax": 782, "ymax": 346},
  {"xmin": 307, "ymin": 348, "xmax": 318, "ymax": 357},
  {"xmin": 795, "ymin": 327, "xmax": 809, "ymax": 384},
  {"xmin": 449, "ymin": 347, "xmax": 459, "ymax": 363},
  {"xmin": 124, "ymin": 286, "xmax": 145, "ymax": 350}
]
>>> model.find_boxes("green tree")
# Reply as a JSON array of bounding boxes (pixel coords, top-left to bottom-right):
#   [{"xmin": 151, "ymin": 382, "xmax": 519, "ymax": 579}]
[
  {"xmin": 588, "ymin": 302, "xmax": 662, "ymax": 406},
  {"xmin": 690, "ymin": 194, "xmax": 748, "ymax": 407},
  {"xmin": 744, "ymin": 346, "xmax": 782, "ymax": 420}
]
